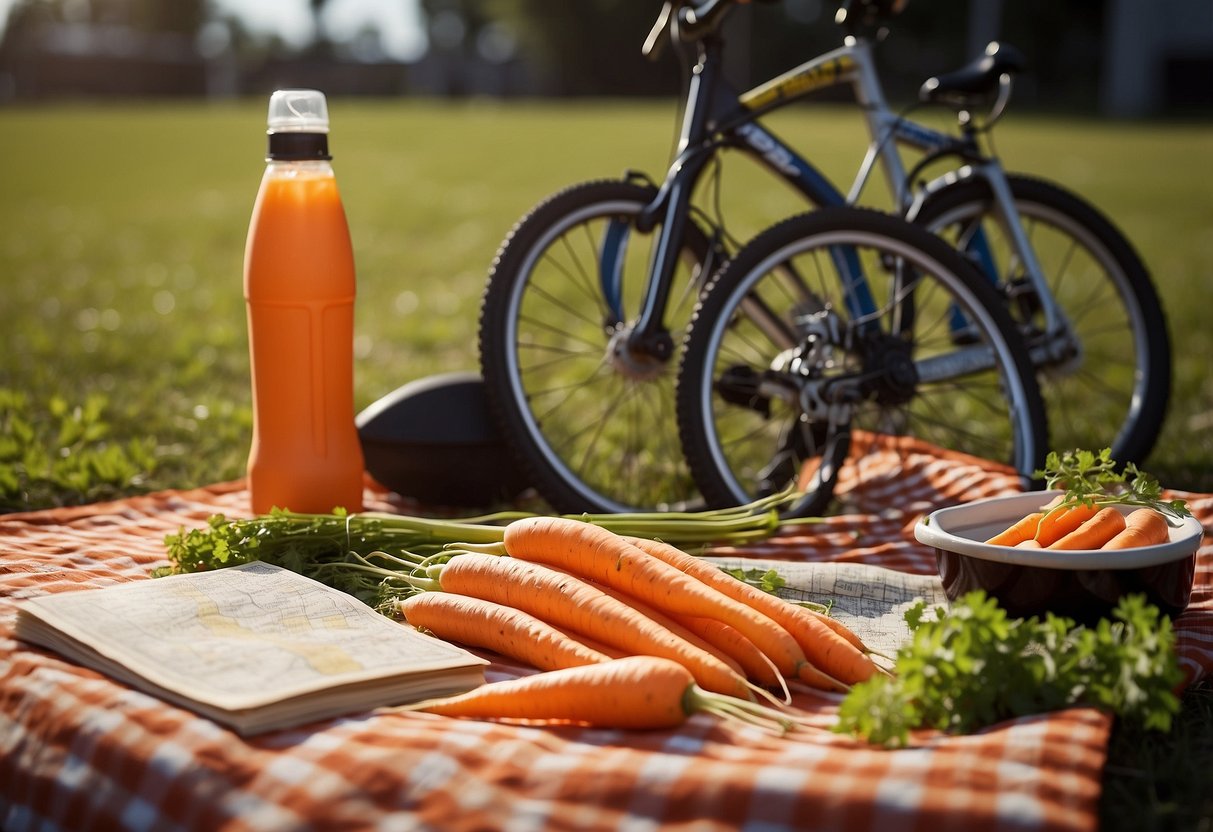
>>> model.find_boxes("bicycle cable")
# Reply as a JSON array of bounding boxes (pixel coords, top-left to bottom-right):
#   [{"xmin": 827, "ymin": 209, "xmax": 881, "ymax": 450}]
[{"xmin": 705, "ymin": 152, "xmax": 744, "ymax": 253}]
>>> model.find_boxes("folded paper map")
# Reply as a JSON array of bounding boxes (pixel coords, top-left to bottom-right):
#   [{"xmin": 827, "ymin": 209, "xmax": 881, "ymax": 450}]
[{"xmin": 14, "ymin": 561, "xmax": 488, "ymax": 735}]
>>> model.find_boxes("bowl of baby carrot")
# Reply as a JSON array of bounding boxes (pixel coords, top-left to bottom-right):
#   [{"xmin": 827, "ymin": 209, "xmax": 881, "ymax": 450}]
[{"xmin": 914, "ymin": 449, "xmax": 1203, "ymax": 623}]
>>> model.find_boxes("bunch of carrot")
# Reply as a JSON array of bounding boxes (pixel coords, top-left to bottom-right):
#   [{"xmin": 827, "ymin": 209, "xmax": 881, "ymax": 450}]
[
  {"xmin": 986, "ymin": 496, "xmax": 1170, "ymax": 550},
  {"xmin": 391, "ymin": 516, "xmax": 880, "ymax": 732}
]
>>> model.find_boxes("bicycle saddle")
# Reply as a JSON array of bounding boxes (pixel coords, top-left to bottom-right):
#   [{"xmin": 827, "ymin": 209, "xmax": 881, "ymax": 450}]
[{"xmin": 919, "ymin": 41, "xmax": 1026, "ymax": 106}]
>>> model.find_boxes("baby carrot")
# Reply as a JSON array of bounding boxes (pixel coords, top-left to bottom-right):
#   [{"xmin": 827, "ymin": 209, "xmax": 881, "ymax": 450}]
[
  {"xmin": 401, "ymin": 656, "xmax": 795, "ymax": 732},
  {"xmin": 1034, "ymin": 502, "xmax": 1100, "ymax": 547},
  {"xmin": 504, "ymin": 517, "xmax": 808, "ymax": 679},
  {"xmin": 623, "ymin": 536, "xmax": 876, "ymax": 686},
  {"xmin": 986, "ymin": 512, "xmax": 1043, "ymax": 546},
  {"xmin": 1015, "ymin": 538, "xmax": 1042, "ymax": 548},
  {"xmin": 1103, "ymin": 508, "xmax": 1170, "ymax": 549},
  {"xmin": 435, "ymin": 553, "xmax": 752, "ymax": 699},
  {"xmin": 1046, "ymin": 507, "xmax": 1127, "ymax": 550},
  {"xmin": 398, "ymin": 592, "xmax": 610, "ymax": 671}
]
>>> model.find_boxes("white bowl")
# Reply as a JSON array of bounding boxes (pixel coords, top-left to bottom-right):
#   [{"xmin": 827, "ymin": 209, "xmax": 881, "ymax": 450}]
[{"xmin": 914, "ymin": 490, "xmax": 1203, "ymax": 621}]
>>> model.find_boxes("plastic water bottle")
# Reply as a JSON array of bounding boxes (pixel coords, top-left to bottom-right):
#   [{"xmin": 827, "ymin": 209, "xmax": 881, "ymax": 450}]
[{"xmin": 243, "ymin": 89, "xmax": 365, "ymax": 514}]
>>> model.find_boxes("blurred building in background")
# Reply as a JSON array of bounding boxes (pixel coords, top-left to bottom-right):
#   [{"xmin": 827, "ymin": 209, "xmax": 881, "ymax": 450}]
[{"xmin": 0, "ymin": 0, "xmax": 1209, "ymax": 117}]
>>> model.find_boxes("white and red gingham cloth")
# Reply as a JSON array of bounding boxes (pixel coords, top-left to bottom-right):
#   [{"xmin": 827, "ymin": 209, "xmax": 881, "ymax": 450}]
[{"xmin": 2, "ymin": 441, "xmax": 1211, "ymax": 832}]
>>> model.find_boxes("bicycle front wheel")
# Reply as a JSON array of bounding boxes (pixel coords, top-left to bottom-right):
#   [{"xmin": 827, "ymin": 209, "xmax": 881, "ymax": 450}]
[
  {"xmin": 479, "ymin": 179, "xmax": 720, "ymax": 513},
  {"xmin": 676, "ymin": 207, "xmax": 1047, "ymax": 517},
  {"xmin": 915, "ymin": 174, "xmax": 1171, "ymax": 465}
]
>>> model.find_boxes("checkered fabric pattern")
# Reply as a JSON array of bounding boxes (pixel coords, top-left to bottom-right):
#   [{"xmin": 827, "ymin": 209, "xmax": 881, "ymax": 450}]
[{"xmin": 2, "ymin": 443, "xmax": 1209, "ymax": 832}]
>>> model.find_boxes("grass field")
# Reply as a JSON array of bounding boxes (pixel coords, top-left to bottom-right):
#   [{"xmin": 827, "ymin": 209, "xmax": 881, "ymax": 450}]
[
  {"xmin": 1, "ymin": 100, "xmax": 1210, "ymax": 502},
  {"xmin": 1, "ymin": 100, "xmax": 1212, "ymax": 827}
]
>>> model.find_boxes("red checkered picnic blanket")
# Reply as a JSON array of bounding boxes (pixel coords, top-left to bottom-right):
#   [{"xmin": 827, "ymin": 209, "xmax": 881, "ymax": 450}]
[{"xmin": 2, "ymin": 443, "xmax": 1211, "ymax": 832}]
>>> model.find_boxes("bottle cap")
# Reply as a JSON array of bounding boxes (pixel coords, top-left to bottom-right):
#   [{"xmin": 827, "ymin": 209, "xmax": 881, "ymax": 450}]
[
  {"xmin": 267, "ymin": 89, "xmax": 329, "ymax": 134},
  {"xmin": 265, "ymin": 89, "xmax": 332, "ymax": 161}
]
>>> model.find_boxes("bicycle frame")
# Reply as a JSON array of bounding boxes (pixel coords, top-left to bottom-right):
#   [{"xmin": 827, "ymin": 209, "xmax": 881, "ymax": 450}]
[{"xmin": 618, "ymin": 24, "xmax": 1068, "ymax": 360}]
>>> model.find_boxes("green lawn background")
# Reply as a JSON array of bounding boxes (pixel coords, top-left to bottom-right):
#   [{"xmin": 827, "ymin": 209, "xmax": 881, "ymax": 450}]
[{"xmin": 1, "ymin": 99, "xmax": 1211, "ymax": 494}]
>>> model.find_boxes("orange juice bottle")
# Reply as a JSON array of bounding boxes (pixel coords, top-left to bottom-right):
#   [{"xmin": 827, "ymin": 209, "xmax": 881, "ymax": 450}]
[{"xmin": 243, "ymin": 89, "xmax": 364, "ymax": 514}]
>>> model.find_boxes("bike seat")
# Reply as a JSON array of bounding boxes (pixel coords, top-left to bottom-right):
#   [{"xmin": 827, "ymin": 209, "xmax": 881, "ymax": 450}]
[{"xmin": 919, "ymin": 41, "xmax": 1026, "ymax": 107}]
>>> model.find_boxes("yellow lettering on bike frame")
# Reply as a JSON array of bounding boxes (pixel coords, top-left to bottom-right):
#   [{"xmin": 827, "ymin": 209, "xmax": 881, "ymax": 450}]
[{"xmin": 740, "ymin": 54, "xmax": 856, "ymax": 110}]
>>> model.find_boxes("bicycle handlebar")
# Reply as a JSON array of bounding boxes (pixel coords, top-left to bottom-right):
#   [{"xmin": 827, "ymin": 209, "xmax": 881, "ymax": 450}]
[
  {"xmin": 642, "ymin": 0, "xmax": 777, "ymax": 61},
  {"xmin": 677, "ymin": 0, "xmax": 736, "ymax": 42}
]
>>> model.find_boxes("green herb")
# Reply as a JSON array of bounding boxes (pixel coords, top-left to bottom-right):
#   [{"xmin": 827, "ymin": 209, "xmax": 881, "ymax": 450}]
[
  {"xmin": 1036, "ymin": 447, "xmax": 1191, "ymax": 522},
  {"xmin": 717, "ymin": 565, "xmax": 835, "ymax": 616},
  {"xmin": 834, "ymin": 591, "xmax": 1183, "ymax": 748},
  {"xmin": 720, "ymin": 566, "xmax": 787, "ymax": 594}
]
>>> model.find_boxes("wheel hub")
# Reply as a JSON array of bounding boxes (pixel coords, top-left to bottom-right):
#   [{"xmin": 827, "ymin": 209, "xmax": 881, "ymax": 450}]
[
  {"xmin": 606, "ymin": 325, "xmax": 670, "ymax": 381},
  {"xmin": 858, "ymin": 333, "xmax": 919, "ymax": 406}
]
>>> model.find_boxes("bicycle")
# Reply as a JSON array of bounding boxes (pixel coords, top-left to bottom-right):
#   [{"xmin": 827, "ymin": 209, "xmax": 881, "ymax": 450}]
[{"xmin": 478, "ymin": 0, "xmax": 1156, "ymax": 514}]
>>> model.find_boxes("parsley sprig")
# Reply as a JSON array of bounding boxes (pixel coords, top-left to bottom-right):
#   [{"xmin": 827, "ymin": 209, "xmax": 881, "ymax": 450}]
[
  {"xmin": 1036, "ymin": 447, "xmax": 1191, "ymax": 523},
  {"xmin": 835, "ymin": 591, "xmax": 1183, "ymax": 747}
]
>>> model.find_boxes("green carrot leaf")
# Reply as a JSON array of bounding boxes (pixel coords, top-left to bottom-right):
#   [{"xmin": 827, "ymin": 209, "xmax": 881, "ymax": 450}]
[{"xmin": 1034, "ymin": 448, "xmax": 1191, "ymax": 521}]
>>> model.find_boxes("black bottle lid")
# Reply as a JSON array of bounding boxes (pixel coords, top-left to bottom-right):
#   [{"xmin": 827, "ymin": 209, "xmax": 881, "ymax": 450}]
[{"xmin": 266, "ymin": 131, "xmax": 331, "ymax": 161}]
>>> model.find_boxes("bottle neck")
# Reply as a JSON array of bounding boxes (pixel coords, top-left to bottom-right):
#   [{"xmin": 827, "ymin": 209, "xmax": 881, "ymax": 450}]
[{"xmin": 266, "ymin": 131, "xmax": 331, "ymax": 161}]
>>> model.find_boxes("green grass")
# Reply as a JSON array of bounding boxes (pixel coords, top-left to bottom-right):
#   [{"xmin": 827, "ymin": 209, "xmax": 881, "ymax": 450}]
[
  {"xmin": 2, "ymin": 100, "xmax": 1210, "ymax": 500},
  {"xmin": 1, "ymin": 100, "xmax": 1211, "ymax": 828}
]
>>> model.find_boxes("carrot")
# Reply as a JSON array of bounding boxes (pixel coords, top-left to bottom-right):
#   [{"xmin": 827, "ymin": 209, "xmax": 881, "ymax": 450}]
[
  {"xmin": 1103, "ymin": 508, "xmax": 1170, "ymax": 550},
  {"xmin": 581, "ymin": 580, "xmax": 749, "ymax": 680},
  {"xmin": 1034, "ymin": 502, "xmax": 1100, "ymax": 547},
  {"xmin": 799, "ymin": 607, "xmax": 868, "ymax": 654},
  {"xmin": 503, "ymin": 517, "xmax": 808, "ymax": 680},
  {"xmin": 1015, "ymin": 538, "xmax": 1042, "ymax": 549},
  {"xmin": 986, "ymin": 512, "xmax": 1043, "ymax": 546},
  {"xmin": 674, "ymin": 614, "xmax": 784, "ymax": 689},
  {"xmin": 434, "ymin": 553, "xmax": 753, "ymax": 699},
  {"xmin": 1046, "ymin": 507, "xmax": 1127, "ymax": 550},
  {"xmin": 566, "ymin": 632, "xmax": 631, "ymax": 660},
  {"xmin": 622, "ymin": 535, "xmax": 876, "ymax": 686},
  {"xmin": 398, "ymin": 592, "xmax": 610, "ymax": 671},
  {"xmin": 400, "ymin": 656, "xmax": 796, "ymax": 733}
]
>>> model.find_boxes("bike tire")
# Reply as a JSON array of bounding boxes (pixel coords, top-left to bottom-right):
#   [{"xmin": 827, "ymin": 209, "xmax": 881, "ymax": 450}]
[
  {"xmin": 478, "ymin": 179, "xmax": 721, "ymax": 513},
  {"xmin": 914, "ymin": 174, "xmax": 1171, "ymax": 465},
  {"xmin": 676, "ymin": 206, "xmax": 1048, "ymax": 517}
]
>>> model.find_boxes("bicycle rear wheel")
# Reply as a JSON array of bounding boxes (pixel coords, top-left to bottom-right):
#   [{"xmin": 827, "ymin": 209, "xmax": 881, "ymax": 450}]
[
  {"xmin": 915, "ymin": 174, "xmax": 1170, "ymax": 465},
  {"xmin": 478, "ymin": 179, "xmax": 721, "ymax": 513},
  {"xmin": 676, "ymin": 207, "xmax": 1047, "ymax": 517}
]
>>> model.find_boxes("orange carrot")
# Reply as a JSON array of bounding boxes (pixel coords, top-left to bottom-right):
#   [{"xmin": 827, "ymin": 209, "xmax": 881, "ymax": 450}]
[
  {"xmin": 1046, "ymin": 507, "xmax": 1127, "ymax": 550},
  {"xmin": 504, "ymin": 517, "xmax": 807, "ymax": 680},
  {"xmin": 398, "ymin": 592, "xmax": 610, "ymax": 671},
  {"xmin": 622, "ymin": 535, "xmax": 876, "ymax": 686},
  {"xmin": 1034, "ymin": 502, "xmax": 1100, "ymax": 547},
  {"xmin": 674, "ymin": 614, "xmax": 784, "ymax": 689},
  {"xmin": 434, "ymin": 553, "xmax": 752, "ymax": 699},
  {"xmin": 565, "ymin": 632, "xmax": 631, "ymax": 660},
  {"xmin": 583, "ymin": 579, "xmax": 748, "ymax": 679},
  {"xmin": 986, "ymin": 512, "xmax": 1043, "ymax": 546},
  {"xmin": 401, "ymin": 656, "xmax": 795, "ymax": 732},
  {"xmin": 1103, "ymin": 508, "xmax": 1170, "ymax": 550},
  {"xmin": 800, "ymin": 607, "xmax": 868, "ymax": 654}
]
